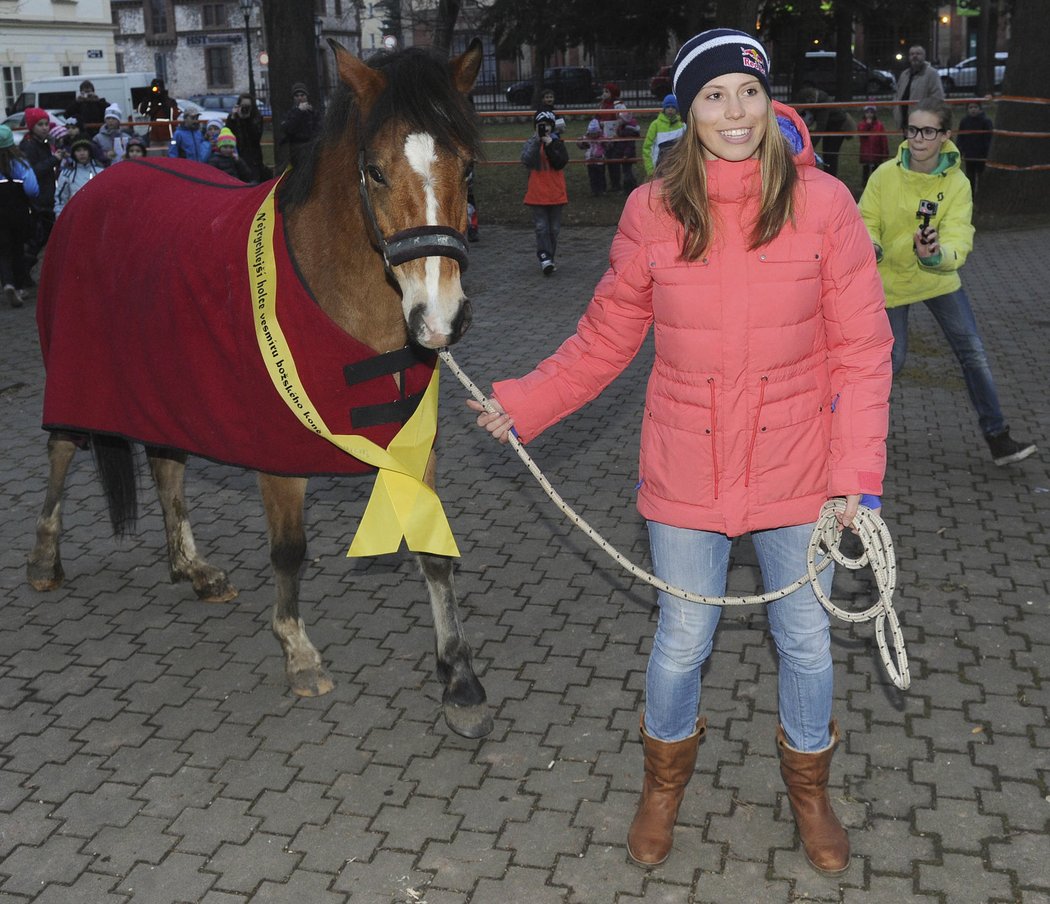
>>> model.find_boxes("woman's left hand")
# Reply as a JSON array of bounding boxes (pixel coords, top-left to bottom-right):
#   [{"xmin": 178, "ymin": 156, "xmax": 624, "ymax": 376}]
[{"xmin": 835, "ymin": 494, "xmax": 862, "ymax": 532}]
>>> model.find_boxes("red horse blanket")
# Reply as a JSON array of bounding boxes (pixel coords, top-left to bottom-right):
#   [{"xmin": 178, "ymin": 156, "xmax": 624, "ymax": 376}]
[{"xmin": 37, "ymin": 159, "xmax": 436, "ymax": 477}]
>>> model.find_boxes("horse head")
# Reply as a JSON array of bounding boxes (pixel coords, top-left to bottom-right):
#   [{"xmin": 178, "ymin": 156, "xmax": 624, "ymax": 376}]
[{"xmin": 328, "ymin": 40, "xmax": 482, "ymax": 349}]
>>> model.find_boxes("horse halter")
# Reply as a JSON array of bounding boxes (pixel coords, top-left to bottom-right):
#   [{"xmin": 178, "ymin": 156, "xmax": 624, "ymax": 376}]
[{"xmin": 357, "ymin": 148, "xmax": 470, "ymax": 278}]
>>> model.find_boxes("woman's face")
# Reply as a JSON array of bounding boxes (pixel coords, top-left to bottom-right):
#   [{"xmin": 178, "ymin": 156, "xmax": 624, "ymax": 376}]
[
  {"xmin": 688, "ymin": 72, "xmax": 768, "ymax": 162},
  {"xmin": 906, "ymin": 109, "xmax": 949, "ymax": 171}
]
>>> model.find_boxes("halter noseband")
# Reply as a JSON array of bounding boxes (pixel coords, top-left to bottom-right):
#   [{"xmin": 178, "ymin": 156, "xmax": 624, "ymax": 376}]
[{"xmin": 357, "ymin": 149, "xmax": 470, "ymax": 277}]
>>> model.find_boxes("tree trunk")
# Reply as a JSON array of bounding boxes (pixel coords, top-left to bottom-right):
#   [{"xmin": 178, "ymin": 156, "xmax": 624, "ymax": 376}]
[
  {"xmin": 262, "ymin": 0, "xmax": 320, "ymax": 172},
  {"xmin": 975, "ymin": 0, "xmax": 1050, "ymax": 228},
  {"xmin": 432, "ymin": 0, "xmax": 462, "ymax": 55},
  {"xmin": 834, "ymin": 1, "xmax": 854, "ymax": 101},
  {"xmin": 975, "ymin": 0, "xmax": 997, "ymax": 96}
]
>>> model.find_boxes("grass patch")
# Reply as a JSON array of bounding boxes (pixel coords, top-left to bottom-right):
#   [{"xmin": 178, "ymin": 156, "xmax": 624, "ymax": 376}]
[{"xmin": 473, "ymin": 109, "xmax": 889, "ymax": 228}]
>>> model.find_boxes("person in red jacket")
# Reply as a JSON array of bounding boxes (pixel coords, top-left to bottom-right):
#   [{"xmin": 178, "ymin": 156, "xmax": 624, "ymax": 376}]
[
  {"xmin": 470, "ymin": 28, "xmax": 891, "ymax": 875},
  {"xmin": 857, "ymin": 105, "xmax": 889, "ymax": 187},
  {"xmin": 521, "ymin": 110, "xmax": 568, "ymax": 275}
]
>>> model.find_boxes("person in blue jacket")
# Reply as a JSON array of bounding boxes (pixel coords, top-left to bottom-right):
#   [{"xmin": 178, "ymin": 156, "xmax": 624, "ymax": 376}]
[
  {"xmin": 0, "ymin": 124, "xmax": 40, "ymax": 307},
  {"xmin": 167, "ymin": 107, "xmax": 211, "ymax": 163}
]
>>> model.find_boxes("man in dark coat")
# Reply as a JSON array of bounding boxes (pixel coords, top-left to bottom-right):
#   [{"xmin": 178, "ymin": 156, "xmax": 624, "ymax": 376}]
[
  {"xmin": 278, "ymin": 83, "xmax": 321, "ymax": 170},
  {"xmin": 63, "ymin": 80, "xmax": 109, "ymax": 136}
]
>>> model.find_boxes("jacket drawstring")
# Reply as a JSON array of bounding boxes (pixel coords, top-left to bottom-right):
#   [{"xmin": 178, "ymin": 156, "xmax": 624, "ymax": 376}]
[
  {"xmin": 708, "ymin": 378, "xmax": 719, "ymax": 500},
  {"xmin": 744, "ymin": 376, "xmax": 768, "ymax": 487}
]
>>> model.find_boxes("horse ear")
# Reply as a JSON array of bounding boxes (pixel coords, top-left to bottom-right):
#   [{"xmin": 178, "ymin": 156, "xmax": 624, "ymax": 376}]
[
  {"xmin": 449, "ymin": 37, "xmax": 483, "ymax": 95},
  {"xmin": 328, "ymin": 38, "xmax": 386, "ymax": 110}
]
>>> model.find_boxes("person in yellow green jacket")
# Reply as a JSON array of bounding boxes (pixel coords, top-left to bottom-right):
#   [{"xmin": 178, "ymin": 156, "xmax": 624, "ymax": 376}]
[
  {"xmin": 859, "ymin": 97, "xmax": 1036, "ymax": 467},
  {"xmin": 641, "ymin": 94, "xmax": 685, "ymax": 178}
]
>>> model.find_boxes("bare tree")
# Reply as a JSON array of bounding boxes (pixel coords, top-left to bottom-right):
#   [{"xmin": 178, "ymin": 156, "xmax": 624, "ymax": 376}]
[
  {"xmin": 432, "ymin": 0, "xmax": 463, "ymax": 54},
  {"xmin": 976, "ymin": 0, "xmax": 1050, "ymax": 227}
]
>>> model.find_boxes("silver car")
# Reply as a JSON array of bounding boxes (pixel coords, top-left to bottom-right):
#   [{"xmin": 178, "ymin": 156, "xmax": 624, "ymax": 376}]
[{"xmin": 938, "ymin": 52, "xmax": 1007, "ymax": 93}]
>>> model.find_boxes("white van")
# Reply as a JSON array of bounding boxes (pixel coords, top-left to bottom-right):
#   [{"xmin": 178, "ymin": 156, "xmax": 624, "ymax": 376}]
[{"xmin": 7, "ymin": 72, "xmax": 157, "ymax": 132}]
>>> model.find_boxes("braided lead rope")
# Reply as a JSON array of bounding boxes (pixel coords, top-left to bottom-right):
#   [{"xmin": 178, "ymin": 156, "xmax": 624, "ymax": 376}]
[{"xmin": 440, "ymin": 349, "xmax": 910, "ymax": 690}]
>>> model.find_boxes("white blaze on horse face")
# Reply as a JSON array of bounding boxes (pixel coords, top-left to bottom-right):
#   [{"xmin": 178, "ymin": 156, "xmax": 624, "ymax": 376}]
[{"xmin": 400, "ymin": 131, "xmax": 465, "ymax": 346}]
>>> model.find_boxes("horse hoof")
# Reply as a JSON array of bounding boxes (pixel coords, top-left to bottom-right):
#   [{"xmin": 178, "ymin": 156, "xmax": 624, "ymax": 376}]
[
  {"xmin": 27, "ymin": 562, "xmax": 64, "ymax": 592},
  {"xmin": 194, "ymin": 578, "xmax": 238, "ymax": 603},
  {"xmin": 443, "ymin": 703, "xmax": 493, "ymax": 739},
  {"xmin": 289, "ymin": 668, "xmax": 335, "ymax": 697},
  {"xmin": 27, "ymin": 575, "xmax": 63, "ymax": 592}
]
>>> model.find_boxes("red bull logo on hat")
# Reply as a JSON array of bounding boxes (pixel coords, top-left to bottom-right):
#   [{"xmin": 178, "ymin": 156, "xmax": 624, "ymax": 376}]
[{"xmin": 741, "ymin": 47, "xmax": 767, "ymax": 75}]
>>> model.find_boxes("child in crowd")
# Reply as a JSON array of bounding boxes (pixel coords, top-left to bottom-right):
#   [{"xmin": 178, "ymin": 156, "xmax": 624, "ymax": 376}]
[
  {"xmin": 93, "ymin": 105, "xmax": 130, "ymax": 165},
  {"xmin": 578, "ymin": 117, "xmax": 607, "ymax": 195},
  {"xmin": 55, "ymin": 138, "xmax": 104, "ymax": 216},
  {"xmin": 642, "ymin": 94, "xmax": 685, "ymax": 179},
  {"xmin": 955, "ymin": 100, "xmax": 994, "ymax": 192},
  {"xmin": 124, "ymin": 136, "xmax": 148, "ymax": 160},
  {"xmin": 207, "ymin": 128, "xmax": 252, "ymax": 182},
  {"xmin": 521, "ymin": 110, "xmax": 568, "ymax": 276},
  {"xmin": 204, "ymin": 119, "xmax": 224, "ymax": 154},
  {"xmin": 857, "ymin": 105, "xmax": 889, "ymax": 187}
]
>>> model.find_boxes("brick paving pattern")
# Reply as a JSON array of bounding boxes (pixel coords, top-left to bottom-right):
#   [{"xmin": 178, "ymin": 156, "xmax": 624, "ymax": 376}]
[{"xmin": 0, "ymin": 213, "xmax": 1047, "ymax": 903}]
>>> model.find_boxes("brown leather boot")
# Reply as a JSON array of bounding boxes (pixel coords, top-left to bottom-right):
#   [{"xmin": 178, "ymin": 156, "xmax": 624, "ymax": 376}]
[
  {"xmin": 776, "ymin": 720, "xmax": 850, "ymax": 876},
  {"xmin": 627, "ymin": 714, "xmax": 706, "ymax": 867}
]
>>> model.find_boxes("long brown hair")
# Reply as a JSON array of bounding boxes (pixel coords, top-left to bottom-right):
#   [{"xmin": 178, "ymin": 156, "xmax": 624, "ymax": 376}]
[
  {"xmin": 660, "ymin": 101, "xmax": 797, "ymax": 261},
  {"xmin": 0, "ymin": 144, "xmax": 27, "ymax": 180}
]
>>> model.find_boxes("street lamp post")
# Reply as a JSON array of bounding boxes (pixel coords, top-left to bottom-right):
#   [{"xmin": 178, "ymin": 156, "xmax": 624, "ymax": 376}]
[{"xmin": 239, "ymin": 0, "xmax": 257, "ymax": 108}]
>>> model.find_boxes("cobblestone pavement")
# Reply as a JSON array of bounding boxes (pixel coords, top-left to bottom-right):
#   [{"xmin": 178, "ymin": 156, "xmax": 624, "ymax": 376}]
[{"xmin": 0, "ymin": 217, "xmax": 1047, "ymax": 904}]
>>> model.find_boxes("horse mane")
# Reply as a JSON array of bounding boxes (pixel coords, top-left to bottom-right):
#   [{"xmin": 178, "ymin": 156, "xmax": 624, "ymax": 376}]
[{"xmin": 280, "ymin": 47, "xmax": 481, "ymax": 212}]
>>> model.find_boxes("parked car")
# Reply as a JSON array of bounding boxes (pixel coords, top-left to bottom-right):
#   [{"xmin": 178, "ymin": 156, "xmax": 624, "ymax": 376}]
[
  {"xmin": 650, "ymin": 65, "xmax": 672, "ymax": 99},
  {"xmin": 505, "ymin": 67, "xmax": 599, "ymax": 107},
  {"xmin": 938, "ymin": 52, "xmax": 1007, "ymax": 93},
  {"xmin": 796, "ymin": 51, "xmax": 897, "ymax": 95}
]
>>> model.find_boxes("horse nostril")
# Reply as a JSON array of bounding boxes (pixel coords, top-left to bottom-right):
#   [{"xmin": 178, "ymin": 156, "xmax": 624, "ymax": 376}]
[{"xmin": 450, "ymin": 298, "xmax": 472, "ymax": 344}]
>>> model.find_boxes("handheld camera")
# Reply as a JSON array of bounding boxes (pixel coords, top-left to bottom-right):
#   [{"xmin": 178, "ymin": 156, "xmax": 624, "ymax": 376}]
[
  {"xmin": 916, "ymin": 198, "xmax": 939, "ymax": 243},
  {"xmin": 537, "ymin": 122, "xmax": 548, "ymax": 138}
]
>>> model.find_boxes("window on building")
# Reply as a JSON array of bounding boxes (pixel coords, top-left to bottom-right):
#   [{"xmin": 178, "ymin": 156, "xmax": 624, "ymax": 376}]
[
  {"xmin": 145, "ymin": 0, "xmax": 173, "ymax": 37},
  {"xmin": 335, "ymin": 0, "xmax": 342, "ymax": 15},
  {"xmin": 61, "ymin": 65, "xmax": 81, "ymax": 77},
  {"xmin": 154, "ymin": 53, "xmax": 169, "ymax": 83},
  {"xmin": 2, "ymin": 65, "xmax": 24, "ymax": 112},
  {"xmin": 202, "ymin": 3, "xmax": 229, "ymax": 28},
  {"xmin": 205, "ymin": 46, "xmax": 233, "ymax": 89},
  {"xmin": 116, "ymin": 53, "xmax": 125, "ymax": 74}
]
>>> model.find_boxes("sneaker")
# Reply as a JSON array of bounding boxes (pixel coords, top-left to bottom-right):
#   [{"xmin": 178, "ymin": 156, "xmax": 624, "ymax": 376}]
[
  {"xmin": 540, "ymin": 256, "xmax": 554, "ymax": 276},
  {"xmin": 3, "ymin": 285, "xmax": 18, "ymax": 308},
  {"xmin": 985, "ymin": 430, "xmax": 1037, "ymax": 466}
]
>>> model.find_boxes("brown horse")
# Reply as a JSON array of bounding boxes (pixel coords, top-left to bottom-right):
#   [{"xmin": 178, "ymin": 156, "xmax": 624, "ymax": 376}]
[{"xmin": 27, "ymin": 41, "xmax": 493, "ymax": 738}]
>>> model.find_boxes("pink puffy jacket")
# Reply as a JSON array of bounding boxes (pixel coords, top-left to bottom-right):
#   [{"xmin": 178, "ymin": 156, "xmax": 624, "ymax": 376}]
[{"xmin": 493, "ymin": 103, "xmax": 892, "ymax": 538}]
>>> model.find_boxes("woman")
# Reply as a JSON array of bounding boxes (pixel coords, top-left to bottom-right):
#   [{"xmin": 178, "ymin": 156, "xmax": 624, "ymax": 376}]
[
  {"xmin": 859, "ymin": 98, "xmax": 1035, "ymax": 466},
  {"xmin": 469, "ymin": 28, "xmax": 892, "ymax": 875},
  {"xmin": 0, "ymin": 124, "xmax": 40, "ymax": 307},
  {"xmin": 226, "ymin": 93, "xmax": 266, "ymax": 182}
]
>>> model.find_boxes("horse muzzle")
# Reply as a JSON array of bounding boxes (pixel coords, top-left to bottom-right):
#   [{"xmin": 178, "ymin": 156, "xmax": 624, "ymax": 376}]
[{"xmin": 409, "ymin": 296, "xmax": 472, "ymax": 349}]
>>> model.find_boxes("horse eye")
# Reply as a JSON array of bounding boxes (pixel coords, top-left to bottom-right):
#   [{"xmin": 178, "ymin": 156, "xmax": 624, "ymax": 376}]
[{"xmin": 367, "ymin": 165, "xmax": 386, "ymax": 185}]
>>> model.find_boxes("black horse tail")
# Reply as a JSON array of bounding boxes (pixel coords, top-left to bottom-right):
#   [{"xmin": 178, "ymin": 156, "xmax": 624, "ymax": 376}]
[{"xmin": 90, "ymin": 434, "xmax": 139, "ymax": 537}]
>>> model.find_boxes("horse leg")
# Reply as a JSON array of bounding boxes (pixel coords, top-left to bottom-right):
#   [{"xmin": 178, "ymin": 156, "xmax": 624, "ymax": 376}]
[
  {"xmin": 147, "ymin": 447, "xmax": 237, "ymax": 603},
  {"xmin": 27, "ymin": 433, "xmax": 78, "ymax": 591},
  {"xmin": 417, "ymin": 551, "xmax": 492, "ymax": 738},
  {"xmin": 418, "ymin": 451, "xmax": 491, "ymax": 738},
  {"xmin": 258, "ymin": 473, "xmax": 333, "ymax": 697}
]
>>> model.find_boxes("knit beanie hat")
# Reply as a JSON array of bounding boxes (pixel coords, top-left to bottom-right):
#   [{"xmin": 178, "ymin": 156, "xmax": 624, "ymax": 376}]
[
  {"xmin": 534, "ymin": 110, "xmax": 556, "ymax": 128},
  {"xmin": 104, "ymin": 104, "xmax": 123, "ymax": 122},
  {"xmin": 0, "ymin": 125, "xmax": 14, "ymax": 149},
  {"xmin": 49, "ymin": 123, "xmax": 69, "ymax": 141},
  {"xmin": 662, "ymin": 94, "xmax": 678, "ymax": 110},
  {"xmin": 672, "ymin": 28, "xmax": 771, "ymax": 115},
  {"xmin": 603, "ymin": 82, "xmax": 621, "ymax": 100},
  {"xmin": 126, "ymin": 135, "xmax": 148, "ymax": 152},
  {"xmin": 206, "ymin": 118, "xmax": 224, "ymax": 133},
  {"xmin": 291, "ymin": 82, "xmax": 308, "ymax": 96},
  {"xmin": 216, "ymin": 127, "xmax": 237, "ymax": 149},
  {"xmin": 24, "ymin": 107, "xmax": 49, "ymax": 131}
]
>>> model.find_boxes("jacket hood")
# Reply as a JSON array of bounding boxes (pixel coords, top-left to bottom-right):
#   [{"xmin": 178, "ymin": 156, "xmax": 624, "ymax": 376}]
[
  {"xmin": 773, "ymin": 100, "xmax": 816, "ymax": 168},
  {"xmin": 894, "ymin": 137, "xmax": 963, "ymax": 176}
]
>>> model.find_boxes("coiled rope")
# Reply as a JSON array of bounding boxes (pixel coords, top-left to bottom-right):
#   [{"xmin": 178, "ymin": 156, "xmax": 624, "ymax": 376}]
[{"xmin": 439, "ymin": 349, "xmax": 910, "ymax": 690}]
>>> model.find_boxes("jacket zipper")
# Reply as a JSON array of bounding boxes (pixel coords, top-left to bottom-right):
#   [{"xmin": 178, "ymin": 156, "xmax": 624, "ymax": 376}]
[
  {"xmin": 744, "ymin": 375, "xmax": 768, "ymax": 487},
  {"xmin": 708, "ymin": 378, "xmax": 719, "ymax": 500}
]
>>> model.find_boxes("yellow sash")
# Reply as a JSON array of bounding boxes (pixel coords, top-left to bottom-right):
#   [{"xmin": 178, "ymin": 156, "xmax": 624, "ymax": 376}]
[{"xmin": 248, "ymin": 183, "xmax": 459, "ymax": 558}]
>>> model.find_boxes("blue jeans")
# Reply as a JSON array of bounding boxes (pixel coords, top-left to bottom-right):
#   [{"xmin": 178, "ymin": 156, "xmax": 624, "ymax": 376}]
[
  {"xmin": 887, "ymin": 289, "xmax": 1006, "ymax": 437},
  {"xmin": 645, "ymin": 521, "xmax": 834, "ymax": 752},
  {"xmin": 527, "ymin": 203, "xmax": 563, "ymax": 261}
]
